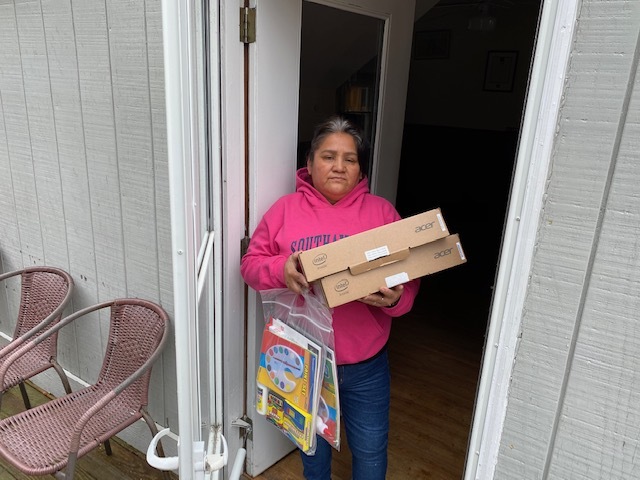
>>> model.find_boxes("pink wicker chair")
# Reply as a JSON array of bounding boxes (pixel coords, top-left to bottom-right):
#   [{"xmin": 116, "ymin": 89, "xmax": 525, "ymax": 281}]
[
  {"xmin": 0, "ymin": 266, "xmax": 74, "ymax": 410},
  {"xmin": 0, "ymin": 298, "xmax": 171, "ymax": 479}
]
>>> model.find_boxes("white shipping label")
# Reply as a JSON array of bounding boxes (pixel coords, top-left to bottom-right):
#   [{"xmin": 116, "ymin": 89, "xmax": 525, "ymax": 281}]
[
  {"xmin": 456, "ymin": 242, "xmax": 466, "ymax": 260},
  {"xmin": 365, "ymin": 245, "xmax": 390, "ymax": 262},
  {"xmin": 437, "ymin": 213, "xmax": 446, "ymax": 231},
  {"xmin": 385, "ymin": 272, "xmax": 409, "ymax": 288}
]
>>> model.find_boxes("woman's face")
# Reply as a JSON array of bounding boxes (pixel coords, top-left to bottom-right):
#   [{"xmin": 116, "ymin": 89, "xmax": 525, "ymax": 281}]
[{"xmin": 307, "ymin": 132, "xmax": 362, "ymax": 204}]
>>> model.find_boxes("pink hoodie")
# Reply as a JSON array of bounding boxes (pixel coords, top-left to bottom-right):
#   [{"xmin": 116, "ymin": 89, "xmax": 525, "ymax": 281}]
[{"xmin": 241, "ymin": 168, "xmax": 420, "ymax": 364}]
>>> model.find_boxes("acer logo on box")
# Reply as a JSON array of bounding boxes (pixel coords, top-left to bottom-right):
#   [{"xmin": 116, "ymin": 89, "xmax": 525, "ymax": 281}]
[
  {"xmin": 312, "ymin": 253, "xmax": 327, "ymax": 266},
  {"xmin": 415, "ymin": 221, "xmax": 434, "ymax": 233},
  {"xmin": 434, "ymin": 248, "xmax": 453, "ymax": 259},
  {"xmin": 334, "ymin": 279, "xmax": 349, "ymax": 292}
]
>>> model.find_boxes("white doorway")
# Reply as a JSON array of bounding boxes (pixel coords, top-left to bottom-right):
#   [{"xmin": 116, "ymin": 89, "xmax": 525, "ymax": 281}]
[
  {"xmin": 162, "ymin": 0, "xmax": 574, "ymax": 477},
  {"xmin": 247, "ymin": 0, "xmax": 545, "ymax": 478}
]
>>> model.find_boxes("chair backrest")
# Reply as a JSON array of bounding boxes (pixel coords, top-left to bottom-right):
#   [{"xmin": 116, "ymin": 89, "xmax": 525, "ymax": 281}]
[
  {"xmin": 96, "ymin": 299, "xmax": 169, "ymax": 408},
  {"xmin": 1, "ymin": 267, "xmax": 74, "ymax": 358},
  {"xmin": 16, "ymin": 267, "xmax": 73, "ymax": 334}
]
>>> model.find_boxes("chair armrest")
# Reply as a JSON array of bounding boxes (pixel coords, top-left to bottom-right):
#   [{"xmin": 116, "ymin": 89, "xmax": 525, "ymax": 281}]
[
  {"xmin": 0, "ymin": 297, "xmax": 169, "ymax": 458},
  {"xmin": 0, "ymin": 308, "xmax": 64, "ymax": 358},
  {"xmin": 0, "ymin": 301, "xmax": 111, "ymax": 389},
  {"xmin": 0, "ymin": 269, "xmax": 23, "ymax": 283}
]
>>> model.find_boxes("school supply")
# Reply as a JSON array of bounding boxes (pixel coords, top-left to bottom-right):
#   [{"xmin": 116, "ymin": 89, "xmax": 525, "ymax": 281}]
[{"xmin": 256, "ymin": 288, "xmax": 340, "ymax": 454}]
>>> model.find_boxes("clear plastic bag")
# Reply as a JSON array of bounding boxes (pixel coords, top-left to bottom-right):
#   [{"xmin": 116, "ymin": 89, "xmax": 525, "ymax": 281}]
[{"xmin": 256, "ymin": 288, "xmax": 340, "ymax": 454}]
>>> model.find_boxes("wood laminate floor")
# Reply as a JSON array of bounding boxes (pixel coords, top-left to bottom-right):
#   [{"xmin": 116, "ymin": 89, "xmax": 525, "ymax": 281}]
[{"xmin": 248, "ymin": 273, "xmax": 488, "ymax": 480}]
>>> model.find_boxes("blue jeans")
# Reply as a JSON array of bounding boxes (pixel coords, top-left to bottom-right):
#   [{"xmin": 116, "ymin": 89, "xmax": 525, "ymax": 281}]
[{"xmin": 300, "ymin": 348, "xmax": 390, "ymax": 480}]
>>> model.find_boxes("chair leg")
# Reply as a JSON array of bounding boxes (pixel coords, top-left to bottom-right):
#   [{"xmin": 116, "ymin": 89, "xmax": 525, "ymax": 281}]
[
  {"xmin": 141, "ymin": 409, "xmax": 166, "ymax": 457},
  {"xmin": 141, "ymin": 408, "xmax": 173, "ymax": 480},
  {"xmin": 18, "ymin": 382, "xmax": 32, "ymax": 409},
  {"xmin": 64, "ymin": 451, "xmax": 78, "ymax": 479},
  {"xmin": 104, "ymin": 438, "xmax": 112, "ymax": 456},
  {"xmin": 51, "ymin": 360, "xmax": 73, "ymax": 395}
]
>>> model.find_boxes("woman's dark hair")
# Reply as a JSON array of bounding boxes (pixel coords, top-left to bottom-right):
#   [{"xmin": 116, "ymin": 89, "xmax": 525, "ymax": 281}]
[{"xmin": 307, "ymin": 116, "xmax": 370, "ymax": 175}]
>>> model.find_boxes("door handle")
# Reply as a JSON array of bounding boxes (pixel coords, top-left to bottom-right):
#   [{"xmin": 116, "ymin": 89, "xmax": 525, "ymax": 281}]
[
  {"xmin": 146, "ymin": 427, "xmax": 246, "ymax": 479},
  {"xmin": 146, "ymin": 428, "xmax": 180, "ymax": 471}
]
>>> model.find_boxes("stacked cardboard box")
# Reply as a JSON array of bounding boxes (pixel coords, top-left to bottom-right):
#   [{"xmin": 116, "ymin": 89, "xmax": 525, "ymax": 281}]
[{"xmin": 298, "ymin": 208, "xmax": 466, "ymax": 307}]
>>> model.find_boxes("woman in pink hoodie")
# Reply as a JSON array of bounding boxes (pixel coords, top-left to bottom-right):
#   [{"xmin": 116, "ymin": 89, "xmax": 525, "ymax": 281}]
[{"xmin": 241, "ymin": 116, "xmax": 419, "ymax": 480}]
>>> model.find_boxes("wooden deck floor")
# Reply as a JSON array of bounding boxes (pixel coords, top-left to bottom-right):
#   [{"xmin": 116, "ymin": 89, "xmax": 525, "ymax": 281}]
[{"xmin": 0, "ymin": 382, "xmax": 176, "ymax": 480}]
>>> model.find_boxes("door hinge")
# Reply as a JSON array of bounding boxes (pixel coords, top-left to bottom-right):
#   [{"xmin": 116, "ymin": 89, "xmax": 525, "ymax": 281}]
[
  {"xmin": 232, "ymin": 415, "xmax": 253, "ymax": 441},
  {"xmin": 241, "ymin": 236, "xmax": 251, "ymax": 257},
  {"xmin": 240, "ymin": 7, "xmax": 256, "ymax": 44}
]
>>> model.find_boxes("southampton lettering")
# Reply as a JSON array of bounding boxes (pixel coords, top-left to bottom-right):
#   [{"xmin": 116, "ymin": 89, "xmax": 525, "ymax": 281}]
[{"xmin": 290, "ymin": 233, "xmax": 349, "ymax": 252}]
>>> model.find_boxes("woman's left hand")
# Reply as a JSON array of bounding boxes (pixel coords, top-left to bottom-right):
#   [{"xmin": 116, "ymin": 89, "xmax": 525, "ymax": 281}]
[{"xmin": 359, "ymin": 285, "xmax": 404, "ymax": 308}]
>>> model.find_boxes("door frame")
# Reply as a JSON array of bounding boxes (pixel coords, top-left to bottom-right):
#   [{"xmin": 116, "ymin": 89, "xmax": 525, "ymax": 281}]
[
  {"xmin": 163, "ymin": 0, "xmax": 582, "ymax": 476},
  {"xmin": 161, "ymin": 0, "xmax": 247, "ymax": 477},
  {"xmin": 162, "ymin": 0, "xmax": 209, "ymax": 476},
  {"xmin": 219, "ymin": 0, "xmax": 249, "ymax": 477},
  {"xmin": 245, "ymin": 3, "xmax": 303, "ymax": 473},
  {"xmin": 463, "ymin": 0, "xmax": 580, "ymax": 477}
]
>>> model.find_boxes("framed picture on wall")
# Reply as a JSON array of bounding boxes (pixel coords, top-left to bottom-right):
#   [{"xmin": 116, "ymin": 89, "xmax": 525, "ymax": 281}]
[
  {"xmin": 413, "ymin": 30, "xmax": 451, "ymax": 60},
  {"xmin": 483, "ymin": 51, "xmax": 518, "ymax": 92}
]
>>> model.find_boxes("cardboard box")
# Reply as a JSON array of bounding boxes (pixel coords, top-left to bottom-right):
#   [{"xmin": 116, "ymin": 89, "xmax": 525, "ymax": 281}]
[
  {"xmin": 298, "ymin": 208, "xmax": 449, "ymax": 283},
  {"xmin": 315, "ymin": 234, "xmax": 466, "ymax": 307}
]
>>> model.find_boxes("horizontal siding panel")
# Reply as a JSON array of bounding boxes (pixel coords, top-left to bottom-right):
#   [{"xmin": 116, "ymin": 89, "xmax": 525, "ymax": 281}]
[
  {"xmin": 40, "ymin": 1, "xmax": 95, "ymax": 278},
  {"xmin": 107, "ymin": 0, "xmax": 160, "ymax": 301},
  {"xmin": 0, "ymin": 93, "xmax": 21, "ymax": 263},
  {"xmin": 496, "ymin": 0, "xmax": 640, "ymax": 478},
  {"xmin": 548, "ymin": 63, "xmax": 640, "ymax": 479},
  {"xmin": 15, "ymin": 0, "xmax": 71, "ymax": 273},
  {"xmin": 41, "ymin": 0, "xmax": 98, "ymax": 377},
  {"xmin": 72, "ymin": 1, "xmax": 127, "ymax": 309},
  {"xmin": 0, "ymin": 6, "xmax": 44, "ymax": 267}
]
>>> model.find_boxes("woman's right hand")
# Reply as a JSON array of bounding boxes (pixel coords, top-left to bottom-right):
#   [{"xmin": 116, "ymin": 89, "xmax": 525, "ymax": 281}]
[{"xmin": 284, "ymin": 251, "xmax": 309, "ymax": 294}]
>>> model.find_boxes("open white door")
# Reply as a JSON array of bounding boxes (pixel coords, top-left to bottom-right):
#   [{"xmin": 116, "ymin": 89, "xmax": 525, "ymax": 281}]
[
  {"xmin": 158, "ymin": 0, "xmax": 230, "ymax": 478},
  {"xmin": 245, "ymin": 0, "xmax": 415, "ymax": 475}
]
